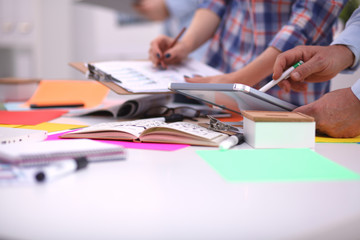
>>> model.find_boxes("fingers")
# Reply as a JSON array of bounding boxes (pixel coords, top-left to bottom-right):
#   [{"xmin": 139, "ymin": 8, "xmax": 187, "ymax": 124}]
[
  {"xmin": 149, "ymin": 35, "xmax": 171, "ymax": 67},
  {"xmin": 278, "ymin": 80, "xmax": 291, "ymax": 93},
  {"xmin": 273, "ymin": 47, "xmax": 306, "ymax": 80},
  {"xmin": 290, "ymin": 54, "xmax": 327, "ymax": 82},
  {"xmin": 293, "ymin": 102, "xmax": 315, "ymax": 117},
  {"xmin": 289, "ymin": 81, "xmax": 307, "ymax": 92},
  {"xmin": 149, "ymin": 36, "xmax": 188, "ymax": 68},
  {"xmin": 277, "ymin": 79, "xmax": 307, "ymax": 93},
  {"xmin": 274, "ymin": 45, "xmax": 335, "ymax": 84}
]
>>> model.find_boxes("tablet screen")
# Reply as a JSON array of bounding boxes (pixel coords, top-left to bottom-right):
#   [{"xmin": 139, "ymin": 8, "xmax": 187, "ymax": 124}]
[{"xmin": 170, "ymin": 83, "xmax": 297, "ymax": 113}]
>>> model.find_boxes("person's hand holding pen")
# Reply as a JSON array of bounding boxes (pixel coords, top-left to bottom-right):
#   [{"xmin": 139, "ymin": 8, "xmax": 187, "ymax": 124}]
[
  {"xmin": 272, "ymin": 45, "xmax": 355, "ymax": 93},
  {"xmin": 149, "ymin": 27, "xmax": 190, "ymax": 69},
  {"xmin": 272, "ymin": 44, "xmax": 360, "ymax": 138}
]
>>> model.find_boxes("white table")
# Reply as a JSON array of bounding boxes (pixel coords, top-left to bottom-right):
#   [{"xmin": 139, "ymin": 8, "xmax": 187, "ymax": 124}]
[{"xmin": 0, "ymin": 116, "xmax": 360, "ymax": 240}]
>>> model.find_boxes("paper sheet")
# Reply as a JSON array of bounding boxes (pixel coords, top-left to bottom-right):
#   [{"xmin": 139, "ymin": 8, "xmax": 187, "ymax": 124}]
[
  {"xmin": 19, "ymin": 122, "xmax": 87, "ymax": 133},
  {"xmin": 91, "ymin": 59, "xmax": 222, "ymax": 93},
  {"xmin": 316, "ymin": 135, "xmax": 360, "ymax": 143},
  {"xmin": 0, "ymin": 110, "xmax": 68, "ymax": 125},
  {"xmin": 197, "ymin": 148, "xmax": 360, "ymax": 182}
]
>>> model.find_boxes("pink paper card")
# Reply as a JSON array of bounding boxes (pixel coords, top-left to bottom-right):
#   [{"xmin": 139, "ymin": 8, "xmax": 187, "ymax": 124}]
[{"xmin": 0, "ymin": 110, "xmax": 67, "ymax": 125}]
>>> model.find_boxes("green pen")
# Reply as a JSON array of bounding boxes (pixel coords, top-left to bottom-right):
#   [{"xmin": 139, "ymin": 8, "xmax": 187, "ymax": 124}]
[{"xmin": 259, "ymin": 60, "xmax": 304, "ymax": 92}]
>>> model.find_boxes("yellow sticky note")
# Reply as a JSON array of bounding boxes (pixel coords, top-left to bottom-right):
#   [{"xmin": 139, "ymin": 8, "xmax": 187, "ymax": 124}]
[
  {"xmin": 0, "ymin": 124, "xmax": 22, "ymax": 128},
  {"xmin": 19, "ymin": 122, "xmax": 87, "ymax": 133},
  {"xmin": 316, "ymin": 135, "xmax": 360, "ymax": 143}
]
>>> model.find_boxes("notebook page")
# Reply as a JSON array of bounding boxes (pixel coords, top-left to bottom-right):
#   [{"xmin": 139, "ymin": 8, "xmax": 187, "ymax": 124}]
[
  {"xmin": 147, "ymin": 122, "xmax": 228, "ymax": 141},
  {"xmin": 73, "ymin": 119, "xmax": 166, "ymax": 138}
]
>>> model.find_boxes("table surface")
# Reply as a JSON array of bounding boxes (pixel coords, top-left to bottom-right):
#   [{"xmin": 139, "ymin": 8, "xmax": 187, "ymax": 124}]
[{"xmin": 1, "ymin": 115, "xmax": 360, "ymax": 240}]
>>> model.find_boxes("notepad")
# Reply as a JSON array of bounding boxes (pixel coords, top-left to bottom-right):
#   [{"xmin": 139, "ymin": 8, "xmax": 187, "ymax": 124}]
[
  {"xmin": 0, "ymin": 139, "xmax": 126, "ymax": 166},
  {"xmin": 0, "ymin": 127, "xmax": 47, "ymax": 145}
]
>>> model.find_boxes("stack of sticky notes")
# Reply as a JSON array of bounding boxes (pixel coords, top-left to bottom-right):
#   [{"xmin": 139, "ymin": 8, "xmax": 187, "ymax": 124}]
[{"xmin": 242, "ymin": 110, "xmax": 315, "ymax": 148}]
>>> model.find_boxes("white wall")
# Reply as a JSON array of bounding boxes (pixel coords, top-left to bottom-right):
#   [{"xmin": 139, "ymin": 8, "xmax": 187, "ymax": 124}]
[
  {"xmin": 0, "ymin": 0, "xmax": 162, "ymax": 79},
  {"xmin": 330, "ymin": 68, "xmax": 360, "ymax": 91}
]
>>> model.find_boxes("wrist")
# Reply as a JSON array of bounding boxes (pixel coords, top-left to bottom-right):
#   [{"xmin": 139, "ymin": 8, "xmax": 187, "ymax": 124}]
[
  {"xmin": 178, "ymin": 38, "xmax": 196, "ymax": 56},
  {"xmin": 332, "ymin": 44, "xmax": 356, "ymax": 70},
  {"xmin": 229, "ymin": 69, "xmax": 259, "ymax": 86}
]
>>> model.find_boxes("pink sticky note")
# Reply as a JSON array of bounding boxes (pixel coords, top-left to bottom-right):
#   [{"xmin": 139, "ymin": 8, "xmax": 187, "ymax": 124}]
[{"xmin": 47, "ymin": 131, "xmax": 189, "ymax": 151}]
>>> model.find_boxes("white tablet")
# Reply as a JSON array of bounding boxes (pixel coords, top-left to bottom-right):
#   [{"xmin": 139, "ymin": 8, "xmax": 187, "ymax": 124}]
[{"xmin": 169, "ymin": 83, "xmax": 297, "ymax": 113}]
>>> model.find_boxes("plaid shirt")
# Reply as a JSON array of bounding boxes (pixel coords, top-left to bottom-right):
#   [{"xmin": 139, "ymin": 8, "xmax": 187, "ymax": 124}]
[{"xmin": 199, "ymin": 0, "xmax": 346, "ymax": 106}]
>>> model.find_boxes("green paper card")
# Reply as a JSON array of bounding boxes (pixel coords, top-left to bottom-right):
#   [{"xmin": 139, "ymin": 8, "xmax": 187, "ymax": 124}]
[{"xmin": 197, "ymin": 148, "xmax": 360, "ymax": 182}]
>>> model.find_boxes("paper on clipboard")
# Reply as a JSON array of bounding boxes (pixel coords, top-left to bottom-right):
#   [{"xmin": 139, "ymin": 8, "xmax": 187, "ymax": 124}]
[{"xmin": 69, "ymin": 59, "xmax": 223, "ymax": 94}]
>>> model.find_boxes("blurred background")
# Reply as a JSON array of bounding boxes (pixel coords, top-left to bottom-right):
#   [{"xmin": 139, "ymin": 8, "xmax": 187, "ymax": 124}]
[
  {"xmin": 0, "ymin": 0, "xmax": 359, "ymax": 91},
  {"xmin": 0, "ymin": 0, "xmax": 162, "ymax": 80}
]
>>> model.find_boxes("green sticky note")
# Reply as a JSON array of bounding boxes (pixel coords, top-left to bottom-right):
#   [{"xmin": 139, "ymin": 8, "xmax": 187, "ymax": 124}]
[{"xmin": 197, "ymin": 148, "xmax": 360, "ymax": 182}]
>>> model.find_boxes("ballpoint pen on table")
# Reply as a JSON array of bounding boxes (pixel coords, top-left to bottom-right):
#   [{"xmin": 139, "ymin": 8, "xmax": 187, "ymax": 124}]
[
  {"xmin": 219, "ymin": 133, "xmax": 245, "ymax": 150},
  {"xmin": 259, "ymin": 61, "xmax": 304, "ymax": 92}
]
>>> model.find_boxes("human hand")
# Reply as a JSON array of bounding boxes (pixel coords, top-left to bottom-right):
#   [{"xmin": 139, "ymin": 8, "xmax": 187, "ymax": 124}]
[
  {"xmin": 133, "ymin": 0, "xmax": 169, "ymax": 21},
  {"xmin": 293, "ymin": 87, "xmax": 360, "ymax": 138},
  {"xmin": 273, "ymin": 45, "xmax": 355, "ymax": 92},
  {"xmin": 149, "ymin": 36, "xmax": 191, "ymax": 69}
]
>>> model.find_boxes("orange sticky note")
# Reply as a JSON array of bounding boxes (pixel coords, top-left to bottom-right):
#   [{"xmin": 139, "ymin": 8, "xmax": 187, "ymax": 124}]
[{"xmin": 26, "ymin": 80, "xmax": 109, "ymax": 108}]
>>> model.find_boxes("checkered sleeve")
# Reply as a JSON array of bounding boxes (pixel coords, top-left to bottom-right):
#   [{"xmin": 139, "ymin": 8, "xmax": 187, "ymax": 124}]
[
  {"xmin": 270, "ymin": 0, "xmax": 346, "ymax": 52},
  {"xmin": 198, "ymin": 0, "xmax": 227, "ymax": 18}
]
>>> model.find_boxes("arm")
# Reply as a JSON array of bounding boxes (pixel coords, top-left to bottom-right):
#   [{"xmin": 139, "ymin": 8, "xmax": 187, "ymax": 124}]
[
  {"xmin": 133, "ymin": 0, "xmax": 170, "ymax": 21},
  {"xmin": 272, "ymin": 45, "xmax": 355, "ymax": 92},
  {"xmin": 273, "ymin": 7, "xmax": 360, "ymax": 92},
  {"xmin": 165, "ymin": 0, "xmax": 201, "ymax": 19},
  {"xmin": 331, "ymin": 7, "xmax": 360, "ymax": 70},
  {"xmin": 185, "ymin": 46, "xmax": 282, "ymax": 86}
]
